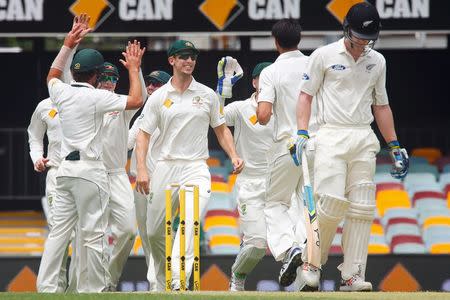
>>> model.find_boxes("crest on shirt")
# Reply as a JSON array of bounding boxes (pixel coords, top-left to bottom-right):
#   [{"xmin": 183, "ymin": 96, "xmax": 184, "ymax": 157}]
[
  {"xmin": 108, "ymin": 111, "xmax": 120, "ymax": 118},
  {"xmin": 331, "ymin": 64, "xmax": 346, "ymax": 71},
  {"xmin": 249, "ymin": 115, "xmax": 258, "ymax": 125},
  {"xmin": 163, "ymin": 99, "xmax": 173, "ymax": 108},
  {"xmin": 48, "ymin": 109, "xmax": 58, "ymax": 118},
  {"xmin": 366, "ymin": 64, "xmax": 376, "ymax": 73},
  {"xmin": 192, "ymin": 96, "xmax": 204, "ymax": 108},
  {"xmin": 302, "ymin": 73, "xmax": 310, "ymax": 81}
]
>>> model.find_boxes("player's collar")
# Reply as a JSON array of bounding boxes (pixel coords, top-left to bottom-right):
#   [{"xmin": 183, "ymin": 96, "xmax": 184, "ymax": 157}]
[
  {"xmin": 276, "ymin": 50, "xmax": 304, "ymax": 62},
  {"xmin": 250, "ymin": 92, "xmax": 257, "ymax": 108},
  {"xmin": 167, "ymin": 76, "xmax": 200, "ymax": 92},
  {"xmin": 70, "ymin": 80, "xmax": 95, "ymax": 89}
]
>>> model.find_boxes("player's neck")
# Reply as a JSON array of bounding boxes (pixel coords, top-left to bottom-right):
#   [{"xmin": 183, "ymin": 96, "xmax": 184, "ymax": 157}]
[
  {"xmin": 171, "ymin": 73, "xmax": 193, "ymax": 94},
  {"xmin": 278, "ymin": 47, "xmax": 298, "ymax": 55},
  {"xmin": 344, "ymin": 39, "xmax": 363, "ymax": 62}
]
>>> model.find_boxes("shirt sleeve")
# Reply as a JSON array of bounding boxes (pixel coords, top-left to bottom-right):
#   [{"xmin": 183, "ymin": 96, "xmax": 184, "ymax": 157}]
[
  {"xmin": 95, "ymin": 90, "xmax": 128, "ymax": 113},
  {"xmin": 139, "ymin": 94, "xmax": 160, "ymax": 135},
  {"xmin": 27, "ymin": 103, "xmax": 46, "ymax": 164},
  {"xmin": 48, "ymin": 78, "xmax": 65, "ymax": 105},
  {"xmin": 257, "ymin": 68, "xmax": 275, "ymax": 104},
  {"xmin": 372, "ymin": 56, "xmax": 389, "ymax": 106},
  {"xmin": 224, "ymin": 101, "xmax": 240, "ymax": 127},
  {"xmin": 300, "ymin": 49, "xmax": 325, "ymax": 97},
  {"xmin": 128, "ymin": 115, "xmax": 142, "ymax": 150},
  {"xmin": 209, "ymin": 91, "xmax": 225, "ymax": 128}
]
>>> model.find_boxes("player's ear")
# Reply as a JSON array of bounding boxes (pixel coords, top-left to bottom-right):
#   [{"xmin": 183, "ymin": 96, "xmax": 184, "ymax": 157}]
[{"xmin": 168, "ymin": 56, "xmax": 175, "ymax": 66}]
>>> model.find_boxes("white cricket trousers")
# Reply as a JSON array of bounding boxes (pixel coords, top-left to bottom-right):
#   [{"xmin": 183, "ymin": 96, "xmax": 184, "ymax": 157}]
[
  {"xmin": 314, "ymin": 125, "xmax": 379, "ymax": 279},
  {"xmin": 42, "ymin": 167, "xmax": 69, "ymax": 292},
  {"xmin": 37, "ymin": 160, "xmax": 111, "ymax": 293},
  {"xmin": 264, "ymin": 137, "xmax": 314, "ymax": 261},
  {"xmin": 133, "ymin": 188, "xmax": 157, "ymax": 291},
  {"xmin": 107, "ymin": 170, "xmax": 137, "ymax": 289},
  {"xmin": 146, "ymin": 159, "xmax": 211, "ymax": 291}
]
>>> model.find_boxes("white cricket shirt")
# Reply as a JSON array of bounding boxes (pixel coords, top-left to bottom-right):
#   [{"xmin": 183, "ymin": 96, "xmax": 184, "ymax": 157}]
[
  {"xmin": 129, "ymin": 111, "xmax": 163, "ymax": 174},
  {"xmin": 27, "ymin": 98, "xmax": 62, "ymax": 167},
  {"xmin": 139, "ymin": 77, "xmax": 224, "ymax": 161},
  {"xmin": 48, "ymin": 79, "xmax": 127, "ymax": 160},
  {"xmin": 102, "ymin": 108, "xmax": 138, "ymax": 171},
  {"xmin": 225, "ymin": 93, "xmax": 273, "ymax": 177},
  {"xmin": 257, "ymin": 50, "xmax": 313, "ymax": 142},
  {"xmin": 301, "ymin": 38, "xmax": 389, "ymax": 126}
]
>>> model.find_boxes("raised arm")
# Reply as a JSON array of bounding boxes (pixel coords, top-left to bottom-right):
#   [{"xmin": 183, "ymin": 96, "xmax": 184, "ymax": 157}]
[
  {"xmin": 47, "ymin": 14, "xmax": 91, "ymax": 83},
  {"xmin": 119, "ymin": 41, "xmax": 145, "ymax": 110}
]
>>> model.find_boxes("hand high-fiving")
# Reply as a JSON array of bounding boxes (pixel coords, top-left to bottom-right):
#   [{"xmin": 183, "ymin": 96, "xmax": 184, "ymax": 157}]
[
  {"xmin": 120, "ymin": 40, "xmax": 146, "ymax": 72},
  {"xmin": 64, "ymin": 13, "xmax": 92, "ymax": 49}
]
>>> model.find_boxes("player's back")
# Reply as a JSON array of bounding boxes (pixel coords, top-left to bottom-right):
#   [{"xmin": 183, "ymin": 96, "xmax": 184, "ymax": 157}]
[{"xmin": 259, "ymin": 50, "xmax": 308, "ymax": 142}]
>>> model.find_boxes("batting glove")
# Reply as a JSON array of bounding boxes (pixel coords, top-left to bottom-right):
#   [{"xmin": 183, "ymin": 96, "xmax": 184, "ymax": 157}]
[
  {"xmin": 388, "ymin": 141, "xmax": 409, "ymax": 179},
  {"xmin": 289, "ymin": 130, "xmax": 309, "ymax": 166},
  {"xmin": 216, "ymin": 56, "xmax": 243, "ymax": 99}
]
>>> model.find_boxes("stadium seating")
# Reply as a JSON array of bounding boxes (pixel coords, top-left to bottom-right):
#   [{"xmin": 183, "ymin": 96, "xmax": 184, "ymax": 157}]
[
  {"xmin": 376, "ymin": 190, "xmax": 411, "ymax": 216},
  {"xmin": 411, "ymin": 147, "xmax": 442, "ymax": 164}
]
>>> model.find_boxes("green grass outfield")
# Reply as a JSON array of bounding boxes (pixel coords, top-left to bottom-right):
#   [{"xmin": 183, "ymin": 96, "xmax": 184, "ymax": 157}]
[{"xmin": 1, "ymin": 292, "xmax": 449, "ymax": 300}]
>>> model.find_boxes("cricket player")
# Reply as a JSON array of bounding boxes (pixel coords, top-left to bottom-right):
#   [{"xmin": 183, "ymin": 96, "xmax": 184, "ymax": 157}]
[
  {"xmin": 128, "ymin": 70, "xmax": 171, "ymax": 291},
  {"xmin": 37, "ymin": 14, "xmax": 145, "ymax": 292},
  {"xmin": 28, "ymin": 98, "xmax": 68, "ymax": 292},
  {"xmin": 135, "ymin": 40, "xmax": 244, "ymax": 291},
  {"xmin": 256, "ymin": 19, "xmax": 317, "ymax": 287},
  {"xmin": 297, "ymin": 2, "xmax": 409, "ymax": 291},
  {"xmin": 99, "ymin": 61, "xmax": 146, "ymax": 291},
  {"xmin": 218, "ymin": 60, "xmax": 273, "ymax": 291}
]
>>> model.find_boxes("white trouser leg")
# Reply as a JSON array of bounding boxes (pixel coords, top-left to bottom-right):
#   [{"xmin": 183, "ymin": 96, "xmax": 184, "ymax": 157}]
[
  {"xmin": 231, "ymin": 176, "xmax": 267, "ymax": 276},
  {"xmin": 45, "ymin": 167, "xmax": 69, "ymax": 292},
  {"xmin": 134, "ymin": 188, "xmax": 157, "ymax": 290},
  {"xmin": 264, "ymin": 142, "xmax": 301, "ymax": 261},
  {"xmin": 108, "ymin": 173, "xmax": 137, "ymax": 288},
  {"xmin": 72, "ymin": 176, "xmax": 110, "ymax": 293},
  {"xmin": 171, "ymin": 162, "xmax": 211, "ymax": 288},
  {"xmin": 37, "ymin": 176, "xmax": 77, "ymax": 293},
  {"xmin": 146, "ymin": 161, "xmax": 177, "ymax": 291},
  {"xmin": 66, "ymin": 229, "xmax": 78, "ymax": 293}
]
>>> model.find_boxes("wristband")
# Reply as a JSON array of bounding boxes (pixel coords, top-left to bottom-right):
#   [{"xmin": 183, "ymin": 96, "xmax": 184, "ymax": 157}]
[
  {"xmin": 387, "ymin": 140, "xmax": 400, "ymax": 149},
  {"xmin": 51, "ymin": 45, "xmax": 73, "ymax": 71},
  {"xmin": 297, "ymin": 130, "xmax": 309, "ymax": 138}
]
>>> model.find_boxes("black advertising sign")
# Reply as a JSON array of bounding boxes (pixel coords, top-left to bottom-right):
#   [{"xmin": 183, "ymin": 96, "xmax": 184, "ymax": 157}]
[{"xmin": 0, "ymin": 0, "xmax": 449, "ymax": 36}]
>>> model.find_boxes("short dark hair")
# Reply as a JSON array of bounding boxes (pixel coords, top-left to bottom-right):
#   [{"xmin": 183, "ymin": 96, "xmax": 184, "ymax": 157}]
[
  {"xmin": 71, "ymin": 70, "xmax": 98, "ymax": 83},
  {"xmin": 271, "ymin": 19, "xmax": 302, "ymax": 49}
]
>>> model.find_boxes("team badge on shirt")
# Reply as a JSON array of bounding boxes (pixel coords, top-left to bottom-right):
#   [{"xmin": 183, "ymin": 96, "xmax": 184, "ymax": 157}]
[
  {"xmin": 192, "ymin": 96, "xmax": 204, "ymax": 108},
  {"xmin": 48, "ymin": 109, "xmax": 58, "ymax": 118},
  {"xmin": 163, "ymin": 99, "xmax": 173, "ymax": 108},
  {"xmin": 249, "ymin": 115, "xmax": 258, "ymax": 125},
  {"xmin": 366, "ymin": 64, "xmax": 376, "ymax": 73}
]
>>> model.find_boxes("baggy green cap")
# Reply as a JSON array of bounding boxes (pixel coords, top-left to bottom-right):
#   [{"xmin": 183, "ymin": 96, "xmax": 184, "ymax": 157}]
[
  {"xmin": 101, "ymin": 62, "xmax": 119, "ymax": 77},
  {"xmin": 70, "ymin": 49, "xmax": 104, "ymax": 73},
  {"xmin": 252, "ymin": 62, "xmax": 272, "ymax": 78},
  {"xmin": 144, "ymin": 70, "xmax": 171, "ymax": 84},
  {"xmin": 167, "ymin": 40, "xmax": 199, "ymax": 57}
]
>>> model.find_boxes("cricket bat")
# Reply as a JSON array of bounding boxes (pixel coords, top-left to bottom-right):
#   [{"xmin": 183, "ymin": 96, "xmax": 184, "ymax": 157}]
[{"xmin": 301, "ymin": 152, "xmax": 321, "ymax": 268}]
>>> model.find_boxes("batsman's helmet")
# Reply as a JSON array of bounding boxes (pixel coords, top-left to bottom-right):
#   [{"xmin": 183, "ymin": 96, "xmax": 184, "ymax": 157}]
[
  {"xmin": 343, "ymin": 2, "xmax": 381, "ymax": 41},
  {"xmin": 101, "ymin": 62, "xmax": 119, "ymax": 77},
  {"xmin": 71, "ymin": 49, "xmax": 104, "ymax": 73}
]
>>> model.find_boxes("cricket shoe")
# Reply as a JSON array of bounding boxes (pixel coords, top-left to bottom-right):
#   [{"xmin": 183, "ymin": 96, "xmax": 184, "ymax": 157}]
[
  {"xmin": 279, "ymin": 246, "xmax": 303, "ymax": 287},
  {"xmin": 229, "ymin": 273, "xmax": 246, "ymax": 291},
  {"xmin": 297, "ymin": 262, "xmax": 320, "ymax": 291},
  {"xmin": 339, "ymin": 274, "xmax": 372, "ymax": 291}
]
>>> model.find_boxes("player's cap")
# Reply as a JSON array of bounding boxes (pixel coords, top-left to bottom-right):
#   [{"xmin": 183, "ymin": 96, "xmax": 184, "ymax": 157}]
[
  {"xmin": 144, "ymin": 70, "xmax": 171, "ymax": 84},
  {"xmin": 70, "ymin": 49, "xmax": 104, "ymax": 73},
  {"xmin": 344, "ymin": 2, "xmax": 381, "ymax": 40},
  {"xmin": 101, "ymin": 62, "xmax": 119, "ymax": 77},
  {"xmin": 252, "ymin": 62, "xmax": 272, "ymax": 78},
  {"xmin": 167, "ymin": 40, "xmax": 199, "ymax": 57}
]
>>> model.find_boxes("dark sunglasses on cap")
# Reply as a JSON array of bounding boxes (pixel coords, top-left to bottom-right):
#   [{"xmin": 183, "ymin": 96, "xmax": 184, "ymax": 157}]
[
  {"xmin": 100, "ymin": 75, "xmax": 119, "ymax": 84},
  {"xmin": 145, "ymin": 80, "xmax": 163, "ymax": 87},
  {"xmin": 176, "ymin": 52, "xmax": 198, "ymax": 61}
]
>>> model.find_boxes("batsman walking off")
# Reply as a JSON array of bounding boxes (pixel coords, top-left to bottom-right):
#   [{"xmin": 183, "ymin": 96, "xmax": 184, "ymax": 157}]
[
  {"xmin": 135, "ymin": 40, "xmax": 244, "ymax": 291},
  {"xmin": 297, "ymin": 2, "xmax": 409, "ymax": 291}
]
